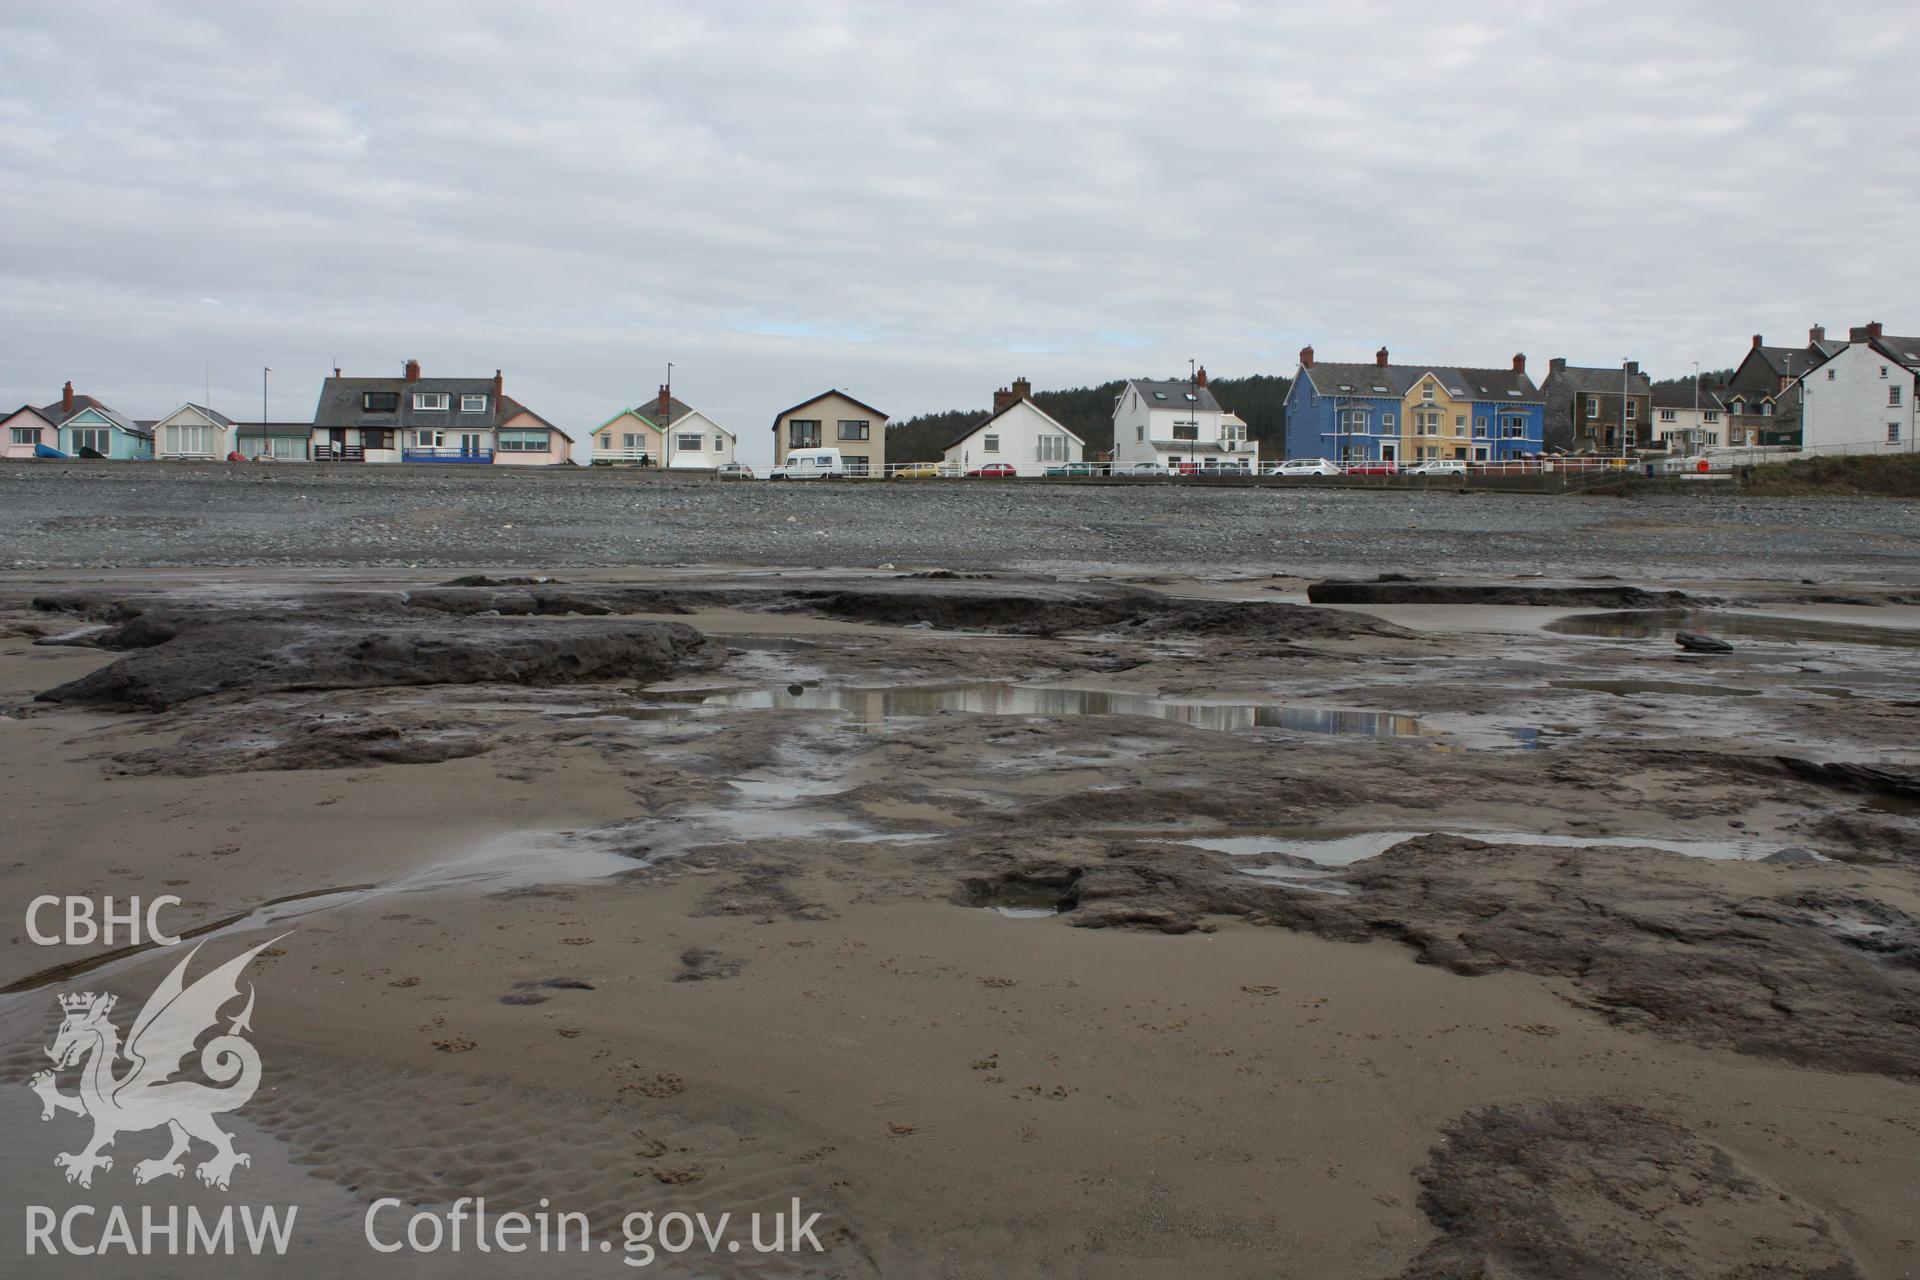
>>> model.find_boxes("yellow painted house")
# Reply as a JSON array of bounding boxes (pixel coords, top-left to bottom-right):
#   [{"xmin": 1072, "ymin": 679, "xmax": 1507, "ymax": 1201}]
[{"xmin": 1401, "ymin": 371, "xmax": 1476, "ymax": 462}]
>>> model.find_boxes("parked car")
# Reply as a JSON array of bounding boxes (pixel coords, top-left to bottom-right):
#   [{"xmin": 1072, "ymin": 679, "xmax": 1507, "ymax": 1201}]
[
  {"xmin": 1188, "ymin": 460, "xmax": 1251, "ymax": 476},
  {"xmin": 715, "ymin": 461, "xmax": 755, "ymax": 479},
  {"xmin": 1044, "ymin": 461, "xmax": 1101, "ymax": 478},
  {"xmin": 1341, "ymin": 460, "xmax": 1399, "ymax": 475},
  {"xmin": 967, "ymin": 462, "xmax": 1018, "ymax": 477},
  {"xmin": 1267, "ymin": 458, "xmax": 1340, "ymax": 477},
  {"xmin": 1405, "ymin": 459, "xmax": 1467, "ymax": 476},
  {"xmin": 1113, "ymin": 460, "xmax": 1169, "ymax": 476},
  {"xmin": 891, "ymin": 462, "xmax": 943, "ymax": 479},
  {"xmin": 769, "ymin": 447, "xmax": 846, "ymax": 480}
]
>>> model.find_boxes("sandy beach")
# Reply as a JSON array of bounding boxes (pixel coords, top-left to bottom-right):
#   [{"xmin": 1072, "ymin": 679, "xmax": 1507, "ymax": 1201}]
[{"xmin": 3, "ymin": 557, "xmax": 1918, "ymax": 1278}]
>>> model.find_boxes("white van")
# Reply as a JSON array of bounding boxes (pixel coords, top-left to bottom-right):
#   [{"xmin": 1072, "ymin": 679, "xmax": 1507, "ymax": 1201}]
[{"xmin": 769, "ymin": 447, "xmax": 847, "ymax": 480}]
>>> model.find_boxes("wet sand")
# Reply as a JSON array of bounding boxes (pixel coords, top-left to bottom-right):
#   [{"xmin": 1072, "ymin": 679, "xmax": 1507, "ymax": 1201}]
[{"xmin": 3, "ymin": 567, "xmax": 1918, "ymax": 1277}]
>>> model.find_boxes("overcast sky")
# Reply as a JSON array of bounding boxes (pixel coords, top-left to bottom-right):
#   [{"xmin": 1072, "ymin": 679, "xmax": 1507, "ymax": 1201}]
[{"xmin": 2, "ymin": 0, "xmax": 1915, "ymax": 464}]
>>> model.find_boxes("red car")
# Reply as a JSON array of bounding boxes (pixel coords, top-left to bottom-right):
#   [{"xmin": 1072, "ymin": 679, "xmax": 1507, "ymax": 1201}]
[{"xmin": 967, "ymin": 463, "xmax": 1018, "ymax": 477}]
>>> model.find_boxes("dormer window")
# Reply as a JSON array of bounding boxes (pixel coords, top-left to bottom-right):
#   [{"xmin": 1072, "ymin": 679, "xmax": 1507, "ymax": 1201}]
[
  {"xmin": 414, "ymin": 392, "xmax": 449, "ymax": 411},
  {"xmin": 461, "ymin": 394, "xmax": 487, "ymax": 413},
  {"xmin": 362, "ymin": 391, "xmax": 399, "ymax": 412},
  {"xmin": 1421, "ymin": 385, "xmax": 1435, "ymax": 400}
]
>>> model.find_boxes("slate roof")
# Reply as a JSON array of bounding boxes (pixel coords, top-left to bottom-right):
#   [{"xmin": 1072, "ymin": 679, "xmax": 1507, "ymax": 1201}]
[
  {"xmin": 1298, "ymin": 363, "xmax": 1544, "ymax": 403},
  {"xmin": 312, "ymin": 375, "xmax": 505, "ymax": 430},
  {"xmin": 629, "ymin": 396, "xmax": 695, "ymax": 429},
  {"xmin": 1752, "ymin": 346, "xmax": 1821, "ymax": 380},
  {"xmin": 39, "ymin": 394, "xmax": 149, "ymax": 437},
  {"xmin": 1650, "ymin": 384, "xmax": 1727, "ymax": 410},
  {"xmin": 499, "ymin": 396, "xmax": 573, "ymax": 440},
  {"xmin": 941, "ymin": 397, "xmax": 1084, "ymax": 453},
  {"xmin": 1870, "ymin": 335, "xmax": 1920, "ymax": 371},
  {"xmin": 1123, "ymin": 378, "xmax": 1223, "ymax": 413},
  {"xmin": 768, "ymin": 389, "xmax": 889, "ymax": 430},
  {"xmin": 232, "ymin": 421, "xmax": 315, "ymax": 436}
]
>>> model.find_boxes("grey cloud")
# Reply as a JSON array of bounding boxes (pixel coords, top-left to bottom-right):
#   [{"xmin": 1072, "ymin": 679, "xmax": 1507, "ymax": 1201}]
[{"xmin": 1, "ymin": 0, "xmax": 1914, "ymax": 464}]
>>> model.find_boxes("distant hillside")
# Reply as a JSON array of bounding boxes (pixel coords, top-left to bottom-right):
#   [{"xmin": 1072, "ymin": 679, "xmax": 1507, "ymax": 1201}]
[
  {"xmin": 887, "ymin": 374, "xmax": 1292, "ymax": 462},
  {"xmin": 1649, "ymin": 369, "xmax": 1735, "ymax": 393}
]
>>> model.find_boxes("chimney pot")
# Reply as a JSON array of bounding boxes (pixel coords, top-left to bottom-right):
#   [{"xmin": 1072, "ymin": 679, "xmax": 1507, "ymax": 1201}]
[
  {"xmin": 1512, "ymin": 352, "xmax": 1526, "ymax": 374},
  {"xmin": 1752, "ymin": 334, "xmax": 1763, "ymax": 349},
  {"xmin": 1868, "ymin": 321, "xmax": 1884, "ymax": 340},
  {"xmin": 1299, "ymin": 346, "xmax": 1314, "ymax": 369},
  {"xmin": 1376, "ymin": 346, "xmax": 1389, "ymax": 368},
  {"xmin": 404, "ymin": 358, "xmax": 421, "ymax": 382},
  {"xmin": 1195, "ymin": 366, "xmax": 1208, "ymax": 388},
  {"xmin": 1011, "ymin": 376, "xmax": 1031, "ymax": 402},
  {"xmin": 333, "ymin": 366, "xmax": 342, "ymax": 378},
  {"xmin": 992, "ymin": 386, "xmax": 1014, "ymax": 413},
  {"xmin": 62, "ymin": 380, "xmax": 74, "ymax": 414}
]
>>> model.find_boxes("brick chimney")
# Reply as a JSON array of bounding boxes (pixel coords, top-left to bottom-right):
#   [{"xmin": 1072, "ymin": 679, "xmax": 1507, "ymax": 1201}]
[
  {"xmin": 1195, "ymin": 366, "xmax": 1208, "ymax": 388},
  {"xmin": 62, "ymin": 380, "xmax": 74, "ymax": 415},
  {"xmin": 492, "ymin": 369, "xmax": 503, "ymax": 403},
  {"xmin": 1809, "ymin": 325, "xmax": 1826, "ymax": 346},
  {"xmin": 1751, "ymin": 334, "xmax": 1763, "ymax": 350},
  {"xmin": 1625, "ymin": 360, "xmax": 1640, "ymax": 377},
  {"xmin": 1512, "ymin": 353, "xmax": 1526, "ymax": 374},
  {"xmin": 991, "ymin": 386, "xmax": 1014, "ymax": 413},
  {"xmin": 1376, "ymin": 346, "xmax": 1389, "ymax": 368},
  {"xmin": 404, "ymin": 358, "xmax": 421, "ymax": 382},
  {"xmin": 1011, "ymin": 376, "xmax": 1031, "ymax": 402},
  {"xmin": 333, "ymin": 366, "xmax": 342, "ymax": 378},
  {"xmin": 1868, "ymin": 320, "xmax": 1884, "ymax": 340},
  {"xmin": 1298, "ymin": 346, "xmax": 1314, "ymax": 369},
  {"xmin": 656, "ymin": 384, "xmax": 672, "ymax": 425}
]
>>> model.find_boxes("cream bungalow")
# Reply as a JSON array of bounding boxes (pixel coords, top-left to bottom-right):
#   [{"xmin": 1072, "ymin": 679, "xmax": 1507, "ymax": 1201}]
[
  {"xmin": 771, "ymin": 390, "xmax": 888, "ymax": 477},
  {"xmin": 152, "ymin": 403, "xmax": 238, "ymax": 460},
  {"xmin": 592, "ymin": 388, "xmax": 734, "ymax": 468},
  {"xmin": 941, "ymin": 378, "xmax": 1084, "ymax": 474}
]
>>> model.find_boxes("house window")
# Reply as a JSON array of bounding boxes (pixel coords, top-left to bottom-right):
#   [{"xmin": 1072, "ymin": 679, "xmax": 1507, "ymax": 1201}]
[
  {"xmin": 1659, "ymin": 409, "xmax": 1676, "ymax": 422},
  {"xmin": 1038, "ymin": 434, "xmax": 1068, "ymax": 462},
  {"xmin": 71, "ymin": 427, "xmax": 111, "ymax": 453},
  {"xmin": 12, "ymin": 426, "xmax": 41, "ymax": 445},
  {"xmin": 1706, "ymin": 433, "xmax": 1719, "ymax": 446},
  {"xmin": 241, "ymin": 435, "xmax": 306, "ymax": 460},
  {"xmin": 837, "ymin": 420, "xmax": 870, "ymax": 441},
  {"xmin": 597, "ymin": 433, "xmax": 611, "ymax": 449},
  {"xmin": 1585, "ymin": 397, "xmax": 1598, "ymax": 419},
  {"xmin": 842, "ymin": 455, "xmax": 870, "ymax": 476},
  {"xmin": 1475, "ymin": 416, "xmax": 1488, "ymax": 435},
  {"xmin": 1828, "ymin": 369, "xmax": 1836, "ymax": 380},
  {"xmin": 414, "ymin": 393, "xmax": 449, "ymax": 411},
  {"xmin": 1453, "ymin": 414, "xmax": 1466, "ymax": 435},
  {"xmin": 1624, "ymin": 400, "xmax": 1637, "ymax": 419},
  {"xmin": 1421, "ymin": 385, "xmax": 1435, "ymax": 400},
  {"xmin": 1890, "ymin": 387, "xmax": 1904, "ymax": 407},
  {"xmin": 713, "ymin": 436, "xmax": 725, "ymax": 452},
  {"xmin": 621, "ymin": 433, "xmax": 646, "ymax": 453},
  {"xmin": 1135, "ymin": 425, "xmax": 1144, "ymax": 441},
  {"xmin": 499, "ymin": 430, "xmax": 550, "ymax": 452},
  {"xmin": 1340, "ymin": 409, "xmax": 1370, "ymax": 434},
  {"xmin": 412, "ymin": 430, "xmax": 446, "ymax": 448},
  {"xmin": 362, "ymin": 430, "xmax": 393, "ymax": 449},
  {"xmin": 788, "ymin": 419, "xmax": 821, "ymax": 448},
  {"xmin": 1761, "ymin": 402, "xmax": 1773, "ymax": 415},
  {"xmin": 461, "ymin": 394, "xmax": 487, "ymax": 413},
  {"xmin": 1891, "ymin": 423, "xmax": 1903, "ymax": 444},
  {"xmin": 1880, "ymin": 366, "xmax": 1889, "ymax": 378},
  {"xmin": 1416, "ymin": 410, "xmax": 1442, "ymax": 436},
  {"xmin": 1172, "ymin": 422, "xmax": 1199, "ymax": 440},
  {"xmin": 676, "ymin": 433, "xmax": 703, "ymax": 452},
  {"xmin": 166, "ymin": 424, "xmax": 213, "ymax": 455},
  {"xmin": 983, "ymin": 434, "xmax": 1000, "ymax": 453},
  {"xmin": 1703, "ymin": 411, "xmax": 1719, "ymax": 423},
  {"xmin": 1382, "ymin": 412, "xmax": 1395, "ymax": 428},
  {"xmin": 362, "ymin": 391, "xmax": 399, "ymax": 412}
]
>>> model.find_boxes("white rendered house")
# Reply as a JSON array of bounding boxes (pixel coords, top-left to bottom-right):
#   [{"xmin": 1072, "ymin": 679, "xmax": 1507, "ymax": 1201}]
[
  {"xmin": 1793, "ymin": 327, "xmax": 1919, "ymax": 456},
  {"xmin": 1110, "ymin": 369, "xmax": 1253, "ymax": 469},
  {"xmin": 941, "ymin": 380, "xmax": 1084, "ymax": 474}
]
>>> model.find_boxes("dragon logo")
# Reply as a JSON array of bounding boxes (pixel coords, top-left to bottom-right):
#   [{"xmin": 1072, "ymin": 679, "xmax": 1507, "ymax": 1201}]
[{"xmin": 25, "ymin": 936, "xmax": 280, "ymax": 1191}]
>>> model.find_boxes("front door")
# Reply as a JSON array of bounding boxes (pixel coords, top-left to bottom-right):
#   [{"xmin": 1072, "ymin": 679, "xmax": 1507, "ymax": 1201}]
[
  {"xmin": 460, "ymin": 432, "xmax": 483, "ymax": 457},
  {"xmin": 1381, "ymin": 443, "xmax": 1397, "ymax": 463},
  {"xmin": 1473, "ymin": 445, "xmax": 1489, "ymax": 462}
]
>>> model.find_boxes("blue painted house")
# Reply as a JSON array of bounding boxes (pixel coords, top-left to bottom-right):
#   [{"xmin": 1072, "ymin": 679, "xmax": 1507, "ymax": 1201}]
[
  {"xmin": 43, "ymin": 383, "xmax": 153, "ymax": 459},
  {"xmin": 1284, "ymin": 347, "xmax": 1544, "ymax": 463}
]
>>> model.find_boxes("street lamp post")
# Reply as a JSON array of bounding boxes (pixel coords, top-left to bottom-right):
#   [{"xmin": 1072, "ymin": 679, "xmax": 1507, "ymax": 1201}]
[{"xmin": 262, "ymin": 367, "xmax": 270, "ymax": 429}]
